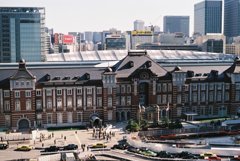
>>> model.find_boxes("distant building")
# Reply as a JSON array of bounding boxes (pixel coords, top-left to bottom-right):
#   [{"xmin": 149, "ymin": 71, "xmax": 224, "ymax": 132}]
[
  {"xmin": 224, "ymin": 0, "xmax": 240, "ymax": 39},
  {"xmin": 93, "ymin": 32, "xmax": 102, "ymax": 44},
  {"xmin": 105, "ymin": 35, "xmax": 126, "ymax": 50},
  {"xmin": 226, "ymin": 44, "xmax": 240, "ymax": 56},
  {"xmin": 131, "ymin": 31, "xmax": 153, "ymax": 49},
  {"xmin": 163, "ymin": 16, "xmax": 190, "ymax": 36},
  {"xmin": 102, "ymin": 29, "xmax": 122, "ymax": 49},
  {"xmin": 137, "ymin": 43, "xmax": 201, "ymax": 51},
  {"xmin": 195, "ymin": 34, "xmax": 226, "ymax": 53},
  {"xmin": 159, "ymin": 33, "xmax": 185, "ymax": 45},
  {"xmin": 84, "ymin": 32, "xmax": 93, "ymax": 42},
  {"xmin": 0, "ymin": 7, "xmax": 45, "ymax": 62},
  {"xmin": 134, "ymin": 20, "xmax": 145, "ymax": 31},
  {"xmin": 194, "ymin": 0, "xmax": 222, "ymax": 35}
]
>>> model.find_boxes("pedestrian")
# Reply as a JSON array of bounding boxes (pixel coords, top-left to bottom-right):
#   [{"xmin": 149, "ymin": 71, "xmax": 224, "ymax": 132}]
[
  {"xmin": 87, "ymin": 145, "xmax": 89, "ymax": 151},
  {"xmin": 54, "ymin": 139, "xmax": 56, "ymax": 145},
  {"xmin": 52, "ymin": 132, "xmax": 54, "ymax": 138},
  {"xmin": 42, "ymin": 143, "xmax": 44, "ymax": 148},
  {"xmin": 61, "ymin": 134, "xmax": 63, "ymax": 139},
  {"xmin": 64, "ymin": 136, "xmax": 66, "ymax": 141},
  {"xmin": 7, "ymin": 140, "xmax": 9, "ymax": 146},
  {"xmin": 75, "ymin": 131, "xmax": 77, "ymax": 134}
]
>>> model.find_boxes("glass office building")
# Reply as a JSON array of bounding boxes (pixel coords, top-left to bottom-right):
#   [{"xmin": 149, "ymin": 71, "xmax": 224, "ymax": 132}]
[
  {"xmin": 163, "ymin": 16, "xmax": 190, "ymax": 36},
  {"xmin": 194, "ymin": 0, "xmax": 222, "ymax": 35},
  {"xmin": 0, "ymin": 7, "xmax": 45, "ymax": 63},
  {"xmin": 224, "ymin": 0, "xmax": 240, "ymax": 38}
]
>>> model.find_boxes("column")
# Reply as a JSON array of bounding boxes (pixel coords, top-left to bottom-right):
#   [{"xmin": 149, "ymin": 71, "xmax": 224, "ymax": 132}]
[
  {"xmin": 63, "ymin": 88, "xmax": 66, "ymax": 111},
  {"xmin": 43, "ymin": 89, "xmax": 46, "ymax": 112},
  {"xmin": 53, "ymin": 88, "xmax": 56, "ymax": 108},
  {"xmin": 83, "ymin": 87, "xmax": 86, "ymax": 110},
  {"xmin": 0, "ymin": 89, "xmax": 2, "ymax": 113}
]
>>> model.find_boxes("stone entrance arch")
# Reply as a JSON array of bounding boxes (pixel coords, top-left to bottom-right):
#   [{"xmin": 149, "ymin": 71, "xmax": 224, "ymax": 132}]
[
  {"xmin": 18, "ymin": 118, "xmax": 30, "ymax": 130},
  {"xmin": 90, "ymin": 114, "xmax": 102, "ymax": 128}
]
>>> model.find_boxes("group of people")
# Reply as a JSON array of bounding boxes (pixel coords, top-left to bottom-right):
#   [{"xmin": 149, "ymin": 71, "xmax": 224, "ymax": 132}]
[{"xmin": 92, "ymin": 127, "xmax": 115, "ymax": 141}]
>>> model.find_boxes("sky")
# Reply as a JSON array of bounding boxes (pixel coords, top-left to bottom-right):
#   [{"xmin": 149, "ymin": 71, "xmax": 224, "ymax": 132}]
[{"xmin": 0, "ymin": 0, "xmax": 203, "ymax": 34}]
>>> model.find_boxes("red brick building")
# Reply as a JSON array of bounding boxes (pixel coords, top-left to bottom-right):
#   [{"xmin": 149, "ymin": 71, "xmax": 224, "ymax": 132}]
[{"xmin": 0, "ymin": 51, "xmax": 239, "ymax": 130}]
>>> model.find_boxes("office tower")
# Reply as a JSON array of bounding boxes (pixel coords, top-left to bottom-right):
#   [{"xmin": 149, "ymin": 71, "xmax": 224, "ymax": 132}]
[
  {"xmin": 134, "ymin": 20, "xmax": 145, "ymax": 31},
  {"xmin": 93, "ymin": 32, "xmax": 102, "ymax": 44},
  {"xmin": 131, "ymin": 31, "xmax": 153, "ymax": 49},
  {"xmin": 0, "ymin": 7, "xmax": 45, "ymax": 62},
  {"xmin": 105, "ymin": 35, "xmax": 126, "ymax": 50},
  {"xmin": 224, "ymin": 0, "xmax": 240, "ymax": 39},
  {"xmin": 84, "ymin": 32, "xmax": 93, "ymax": 42},
  {"xmin": 163, "ymin": 16, "xmax": 190, "ymax": 36},
  {"xmin": 194, "ymin": 0, "xmax": 222, "ymax": 35}
]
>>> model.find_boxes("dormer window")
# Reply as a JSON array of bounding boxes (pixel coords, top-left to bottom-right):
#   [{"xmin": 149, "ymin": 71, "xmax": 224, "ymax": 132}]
[
  {"xmin": 146, "ymin": 61, "xmax": 152, "ymax": 68},
  {"xmin": 15, "ymin": 81, "xmax": 19, "ymax": 86},
  {"xmin": 26, "ymin": 81, "xmax": 30, "ymax": 86},
  {"xmin": 129, "ymin": 61, "xmax": 134, "ymax": 68},
  {"xmin": 21, "ymin": 81, "xmax": 24, "ymax": 86}
]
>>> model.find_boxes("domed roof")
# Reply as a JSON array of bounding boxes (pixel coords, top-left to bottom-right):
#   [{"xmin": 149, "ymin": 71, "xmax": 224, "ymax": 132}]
[
  {"xmin": 19, "ymin": 59, "xmax": 26, "ymax": 63},
  {"xmin": 105, "ymin": 67, "xmax": 113, "ymax": 72}
]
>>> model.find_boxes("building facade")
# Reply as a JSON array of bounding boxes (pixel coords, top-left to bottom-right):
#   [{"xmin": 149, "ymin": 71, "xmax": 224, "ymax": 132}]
[
  {"xmin": 194, "ymin": 0, "xmax": 222, "ymax": 35},
  {"xmin": 163, "ymin": 16, "xmax": 189, "ymax": 37},
  {"xmin": 134, "ymin": 20, "xmax": 145, "ymax": 31},
  {"xmin": 0, "ymin": 7, "xmax": 45, "ymax": 63},
  {"xmin": 224, "ymin": 0, "xmax": 240, "ymax": 39},
  {"xmin": 0, "ymin": 51, "xmax": 240, "ymax": 130},
  {"xmin": 131, "ymin": 31, "xmax": 153, "ymax": 49}
]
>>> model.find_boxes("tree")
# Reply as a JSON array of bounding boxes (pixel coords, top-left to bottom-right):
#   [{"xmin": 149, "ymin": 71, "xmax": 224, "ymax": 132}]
[{"xmin": 126, "ymin": 119, "xmax": 140, "ymax": 132}]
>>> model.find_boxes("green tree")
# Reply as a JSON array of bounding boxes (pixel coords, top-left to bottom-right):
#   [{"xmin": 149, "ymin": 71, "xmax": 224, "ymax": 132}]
[{"xmin": 126, "ymin": 119, "xmax": 140, "ymax": 132}]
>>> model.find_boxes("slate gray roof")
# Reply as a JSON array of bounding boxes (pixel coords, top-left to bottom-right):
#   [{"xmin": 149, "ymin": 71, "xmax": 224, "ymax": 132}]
[
  {"xmin": 224, "ymin": 59, "xmax": 240, "ymax": 74},
  {"xmin": 112, "ymin": 52, "xmax": 167, "ymax": 78},
  {"xmin": 0, "ymin": 67, "xmax": 105, "ymax": 87}
]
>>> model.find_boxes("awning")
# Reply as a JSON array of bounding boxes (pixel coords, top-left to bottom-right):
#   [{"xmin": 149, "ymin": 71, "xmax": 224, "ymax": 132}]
[{"xmin": 90, "ymin": 115, "xmax": 101, "ymax": 122}]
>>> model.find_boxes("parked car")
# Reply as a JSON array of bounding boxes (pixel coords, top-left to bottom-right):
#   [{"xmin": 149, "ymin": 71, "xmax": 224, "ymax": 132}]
[
  {"xmin": 15, "ymin": 145, "xmax": 31, "ymax": 151},
  {"xmin": 177, "ymin": 151, "xmax": 198, "ymax": 159},
  {"xmin": 0, "ymin": 143, "xmax": 8, "ymax": 150},
  {"xmin": 200, "ymin": 152, "xmax": 217, "ymax": 159},
  {"xmin": 127, "ymin": 146, "xmax": 139, "ymax": 153},
  {"xmin": 111, "ymin": 144, "xmax": 127, "ymax": 150},
  {"xmin": 138, "ymin": 148, "xmax": 157, "ymax": 157},
  {"xmin": 90, "ymin": 143, "xmax": 107, "ymax": 148},
  {"xmin": 208, "ymin": 156, "xmax": 221, "ymax": 161},
  {"xmin": 63, "ymin": 144, "xmax": 78, "ymax": 150},
  {"xmin": 233, "ymin": 155, "xmax": 240, "ymax": 160},
  {"xmin": 157, "ymin": 151, "xmax": 174, "ymax": 158},
  {"xmin": 44, "ymin": 146, "xmax": 59, "ymax": 152}
]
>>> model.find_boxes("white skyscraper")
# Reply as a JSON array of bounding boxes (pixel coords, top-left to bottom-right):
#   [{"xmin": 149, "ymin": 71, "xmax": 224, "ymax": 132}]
[{"xmin": 134, "ymin": 20, "xmax": 145, "ymax": 31}]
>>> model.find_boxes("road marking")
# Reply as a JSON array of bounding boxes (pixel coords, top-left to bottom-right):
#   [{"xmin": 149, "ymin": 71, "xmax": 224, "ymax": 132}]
[{"xmin": 74, "ymin": 133, "xmax": 81, "ymax": 147}]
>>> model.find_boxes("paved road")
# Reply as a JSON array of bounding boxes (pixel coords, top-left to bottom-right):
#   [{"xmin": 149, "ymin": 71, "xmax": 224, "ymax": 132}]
[{"xmin": 0, "ymin": 124, "xmax": 126, "ymax": 161}]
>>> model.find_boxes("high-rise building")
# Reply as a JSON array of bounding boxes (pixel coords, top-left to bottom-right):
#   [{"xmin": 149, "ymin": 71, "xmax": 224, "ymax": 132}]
[
  {"xmin": 134, "ymin": 20, "xmax": 145, "ymax": 31},
  {"xmin": 84, "ymin": 32, "xmax": 93, "ymax": 42},
  {"xmin": 105, "ymin": 35, "xmax": 126, "ymax": 50},
  {"xmin": 131, "ymin": 31, "xmax": 153, "ymax": 49},
  {"xmin": 224, "ymin": 0, "xmax": 240, "ymax": 39},
  {"xmin": 194, "ymin": 0, "xmax": 222, "ymax": 35},
  {"xmin": 0, "ymin": 7, "xmax": 45, "ymax": 62},
  {"xmin": 93, "ymin": 32, "xmax": 102, "ymax": 43},
  {"xmin": 163, "ymin": 16, "xmax": 190, "ymax": 36}
]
